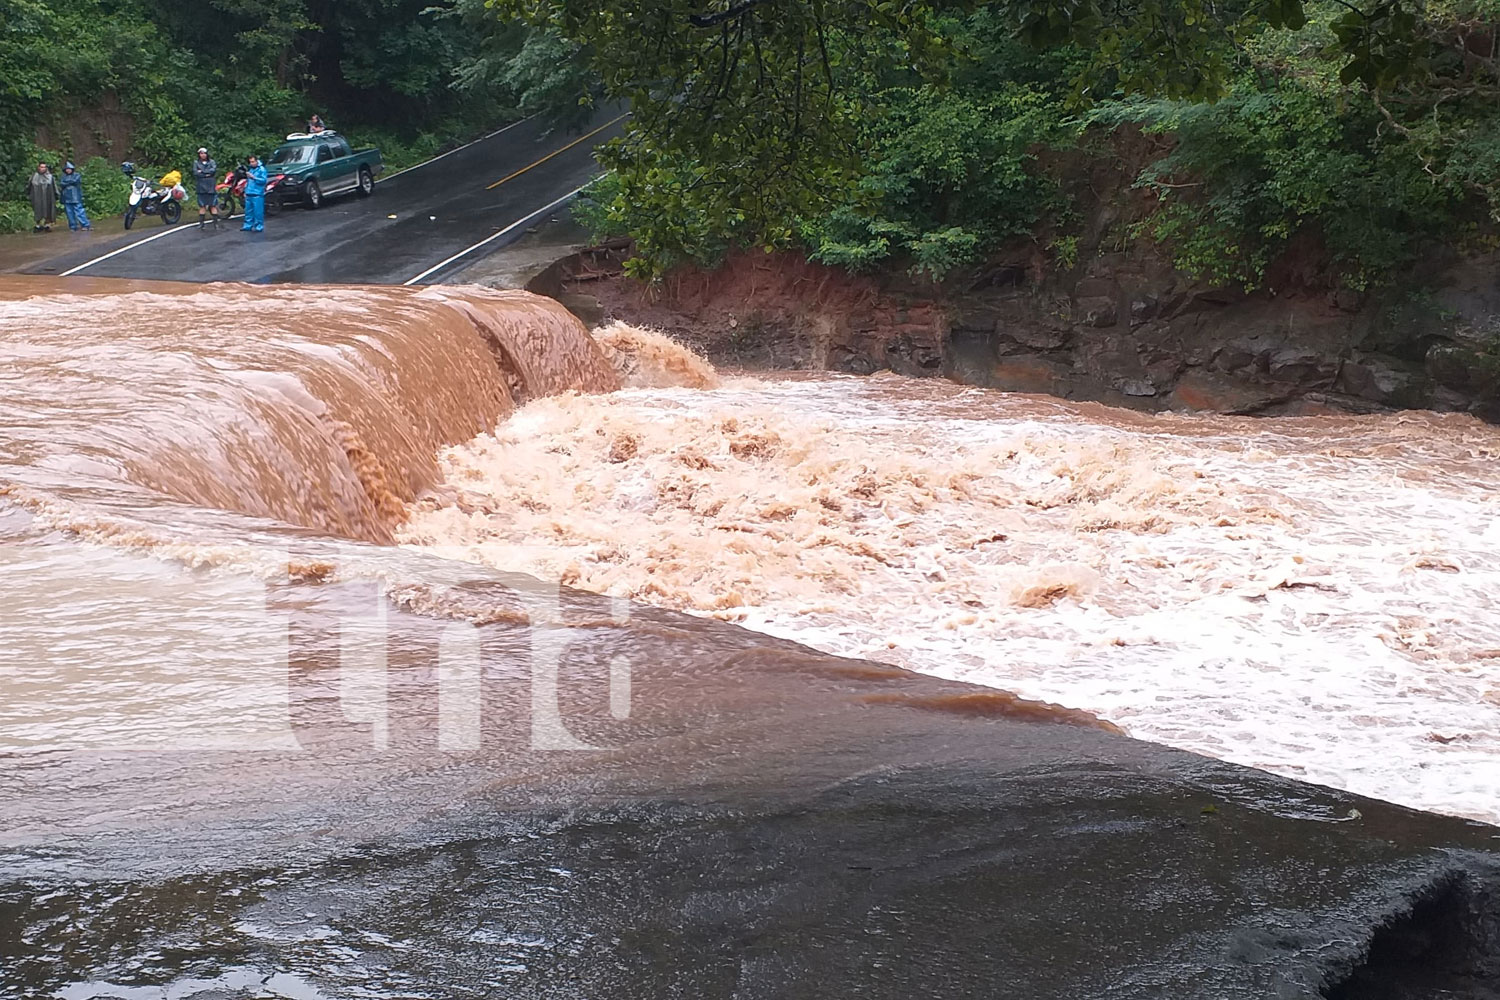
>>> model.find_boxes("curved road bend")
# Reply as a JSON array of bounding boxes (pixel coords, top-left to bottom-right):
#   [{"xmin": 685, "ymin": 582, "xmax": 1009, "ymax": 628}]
[{"xmin": 22, "ymin": 109, "xmax": 625, "ymax": 286}]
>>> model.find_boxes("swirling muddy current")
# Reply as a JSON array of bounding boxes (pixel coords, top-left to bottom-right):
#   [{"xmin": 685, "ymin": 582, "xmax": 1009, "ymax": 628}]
[
  {"xmin": 3, "ymin": 278, "xmax": 1500, "ymax": 999},
  {"xmin": 399, "ymin": 367, "xmax": 1500, "ymax": 823},
  {"xmin": 3, "ymin": 277, "xmax": 1495, "ymax": 824}
]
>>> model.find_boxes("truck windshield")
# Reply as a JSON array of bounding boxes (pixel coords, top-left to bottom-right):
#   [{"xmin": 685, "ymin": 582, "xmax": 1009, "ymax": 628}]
[{"xmin": 269, "ymin": 145, "xmax": 315, "ymax": 165}]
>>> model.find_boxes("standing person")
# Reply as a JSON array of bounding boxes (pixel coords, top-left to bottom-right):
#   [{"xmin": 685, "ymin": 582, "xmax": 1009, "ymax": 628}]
[
  {"xmin": 28, "ymin": 162, "xmax": 57, "ymax": 233},
  {"xmin": 58, "ymin": 161, "xmax": 91, "ymax": 231},
  {"xmin": 241, "ymin": 154, "xmax": 267, "ymax": 233},
  {"xmin": 192, "ymin": 147, "xmax": 220, "ymax": 230}
]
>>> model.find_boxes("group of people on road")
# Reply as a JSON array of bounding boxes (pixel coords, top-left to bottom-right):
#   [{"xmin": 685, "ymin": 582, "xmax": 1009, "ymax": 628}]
[
  {"xmin": 24, "ymin": 151, "xmax": 262, "ymax": 235},
  {"xmin": 187, "ymin": 147, "xmax": 266, "ymax": 233},
  {"xmin": 21, "ymin": 112, "xmax": 318, "ymax": 236},
  {"xmin": 24, "ymin": 146, "xmax": 271, "ymax": 236},
  {"xmin": 27, "ymin": 161, "xmax": 91, "ymax": 233}
]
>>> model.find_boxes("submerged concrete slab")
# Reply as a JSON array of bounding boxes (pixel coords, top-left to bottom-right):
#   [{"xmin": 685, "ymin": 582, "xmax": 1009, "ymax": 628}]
[{"xmin": 0, "ymin": 557, "xmax": 1496, "ymax": 999}]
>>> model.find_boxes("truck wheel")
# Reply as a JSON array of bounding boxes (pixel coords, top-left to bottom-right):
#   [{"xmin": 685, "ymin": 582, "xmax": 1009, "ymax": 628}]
[
  {"xmin": 304, "ymin": 179, "xmax": 322, "ymax": 209},
  {"xmin": 356, "ymin": 166, "xmax": 374, "ymax": 197}
]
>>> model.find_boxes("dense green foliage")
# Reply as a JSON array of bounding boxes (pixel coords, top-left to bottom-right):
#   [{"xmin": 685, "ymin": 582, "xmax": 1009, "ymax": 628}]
[
  {"xmin": 1086, "ymin": 0, "xmax": 1500, "ymax": 289},
  {"xmin": 495, "ymin": 0, "xmax": 961, "ymax": 274},
  {"xmin": 801, "ymin": 17, "xmax": 1083, "ymax": 277},
  {"xmin": 0, "ymin": 0, "xmax": 594, "ymax": 231},
  {"xmin": 9, "ymin": 0, "xmax": 1500, "ymax": 291},
  {"xmin": 1101, "ymin": 86, "xmax": 1458, "ymax": 290},
  {"xmin": 801, "ymin": 84, "xmax": 1065, "ymax": 277},
  {"xmin": 508, "ymin": 0, "xmax": 1500, "ymax": 288}
]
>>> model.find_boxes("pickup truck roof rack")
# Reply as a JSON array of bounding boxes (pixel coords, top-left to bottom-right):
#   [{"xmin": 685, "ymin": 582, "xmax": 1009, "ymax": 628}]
[{"xmin": 283, "ymin": 130, "xmax": 340, "ymax": 141}]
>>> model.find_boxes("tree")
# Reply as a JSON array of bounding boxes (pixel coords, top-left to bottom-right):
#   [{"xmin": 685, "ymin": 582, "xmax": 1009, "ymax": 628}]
[
  {"xmin": 491, "ymin": 0, "xmax": 970, "ymax": 273},
  {"xmin": 448, "ymin": 0, "xmax": 598, "ymax": 126},
  {"xmin": 0, "ymin": 0, "xmax": 570, "ymax": 230},
  {"xmin": 490, "ymin": 0, "xmax": 1475, "ymax": 276}
]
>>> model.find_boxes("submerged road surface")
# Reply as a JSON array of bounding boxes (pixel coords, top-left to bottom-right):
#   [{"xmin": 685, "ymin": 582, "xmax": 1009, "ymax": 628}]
[{"xmin": 21, "ymin": 111, "xmax": 624, "ymax": 286}]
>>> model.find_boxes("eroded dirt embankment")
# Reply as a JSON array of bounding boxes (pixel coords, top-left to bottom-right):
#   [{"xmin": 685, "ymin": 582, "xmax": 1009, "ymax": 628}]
[{"xmin": 533, "ymin": 240, "xmax": 1500, "ymax": 420}]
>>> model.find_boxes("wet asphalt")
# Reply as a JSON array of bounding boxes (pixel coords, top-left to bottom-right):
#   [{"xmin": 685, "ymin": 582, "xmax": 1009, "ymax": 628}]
[{"xmin": 19, "ymin": 111, "xmax": 625, "ymax": 286}]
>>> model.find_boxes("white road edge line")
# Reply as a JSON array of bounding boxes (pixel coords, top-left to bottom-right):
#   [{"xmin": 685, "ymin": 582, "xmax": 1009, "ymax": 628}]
[
  {"xmin": 402, "ymin": 182, "xmax": 593, "ymax": 286},
  {"xmin": 59, "ymin": 118, "xmax": 536, "ymax": 277},
  {"xmin": 377, "ymin": 116, "xmax": 535, "ymax": 184},
  {"xmin": 58, "ymin": 215, "xmax": 240, "ymax": 277}
]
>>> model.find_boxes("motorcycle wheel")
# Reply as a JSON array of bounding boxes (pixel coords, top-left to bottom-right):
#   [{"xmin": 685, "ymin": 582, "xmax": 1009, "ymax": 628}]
[
  {"xmin": 219, "ymin": 194, "xmax": 236, "ymax": 218},
  {"xmin": 303, "ymin": 179, "xmax": 322, "ymax": 210},
  {"xmin": 124, "ymin": 207, "xmax": 135, "ymax": 230},
  {"xmin": 162, "ymin": 201, "xmax": 182, "ymax": 225},
  {"xmin": 265, "ymin": 193, "xmax": 283, "ymax": 216}
]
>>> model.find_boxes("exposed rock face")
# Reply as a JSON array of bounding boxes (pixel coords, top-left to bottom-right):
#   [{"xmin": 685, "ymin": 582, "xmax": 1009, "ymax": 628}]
[
  {"xmin": 538, "ymin": 242, "xmax": 1500, "ymax": 420},
  {"xmin": 532, "ymin": 247, "xmax": 947, "ymax": 379}
]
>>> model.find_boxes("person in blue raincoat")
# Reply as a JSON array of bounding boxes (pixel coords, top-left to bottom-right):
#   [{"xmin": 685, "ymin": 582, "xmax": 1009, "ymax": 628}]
[
  {"xmin": 241, "ymin": 154, "xmax": 267, "ymax": 233},
  {"xmin": 58, "ymin": 162, "xmax": 91, "ymax": 231}
]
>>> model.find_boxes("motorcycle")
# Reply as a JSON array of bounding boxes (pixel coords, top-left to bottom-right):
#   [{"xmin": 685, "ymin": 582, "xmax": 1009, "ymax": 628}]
[
  {"xmin": 216, "ymin": 167, "xmax": 247, "ymax": 218},
  {"xmin": 121, "ymin": 162, "xmax": 183, "ymax": 229},
  {"xmin": 216, "ymin": 165, "xmax": 285, "ymax": 218}
]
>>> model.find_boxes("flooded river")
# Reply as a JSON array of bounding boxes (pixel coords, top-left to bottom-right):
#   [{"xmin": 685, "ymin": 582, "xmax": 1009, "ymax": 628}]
[
  {"xmin": 1, "ymin": 277, "xmax": 1497, "ymax": 999},
  {"xmin": 401, "ymin": 329, "xmax": 1500, "ymax": 825}
]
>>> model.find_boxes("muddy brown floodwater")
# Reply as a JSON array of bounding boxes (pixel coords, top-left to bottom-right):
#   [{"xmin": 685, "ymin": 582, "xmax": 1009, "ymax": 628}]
[{"xmin": 1, "ymin": 277, "xmax": 1497, "ymax": 1000}]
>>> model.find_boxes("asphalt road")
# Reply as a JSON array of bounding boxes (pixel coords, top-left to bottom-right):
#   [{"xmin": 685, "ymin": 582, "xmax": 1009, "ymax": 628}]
[{"xmin": 22, "ymin": 110, "xmax": 625, "ymax": 286}]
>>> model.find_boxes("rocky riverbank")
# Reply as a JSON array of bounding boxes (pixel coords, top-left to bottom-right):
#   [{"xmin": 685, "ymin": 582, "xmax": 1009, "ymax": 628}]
[{"xmin": 528, "ymin": 239, "xmax": 1500, "ymax": 420}]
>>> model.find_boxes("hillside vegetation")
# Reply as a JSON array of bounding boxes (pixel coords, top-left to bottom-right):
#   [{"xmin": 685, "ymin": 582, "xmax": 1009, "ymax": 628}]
[
  {"xmin": 0, "ymin": 0, "xmax": 592, "ymax": 229},
  {"xmin": 516, "ymin": 0, "xmax": 1500, "ymax": 292},
  {"xmin": 8, "ymin": 0, "xmax": 1498, "ymax": 300}
]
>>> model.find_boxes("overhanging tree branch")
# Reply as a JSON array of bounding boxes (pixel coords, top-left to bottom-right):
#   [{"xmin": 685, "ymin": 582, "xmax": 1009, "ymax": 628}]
[{"xmin": 688, "ymin": 0, "xmax": 773, "ymax": 29}]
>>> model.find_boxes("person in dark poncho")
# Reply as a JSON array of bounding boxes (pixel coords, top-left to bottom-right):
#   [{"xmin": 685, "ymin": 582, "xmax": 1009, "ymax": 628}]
[
  {"xmin": 192, "ymin": 147, "xmax": 220, "ymax": 231},
  {"xmin": 28, "ymin": 162, "xmax": 58, "ymax": 233}
]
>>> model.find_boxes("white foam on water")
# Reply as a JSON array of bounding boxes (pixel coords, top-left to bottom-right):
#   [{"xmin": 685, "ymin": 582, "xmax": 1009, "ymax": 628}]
[{"xmin": 399, "ymin": 370, "xmax": 1500, "ymax": 825}]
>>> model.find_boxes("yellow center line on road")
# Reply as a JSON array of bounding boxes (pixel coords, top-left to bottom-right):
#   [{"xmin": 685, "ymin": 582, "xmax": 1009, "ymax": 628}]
[{"xmin": 485, "ymin": 115, "xmax": 626, "ymax": 191}]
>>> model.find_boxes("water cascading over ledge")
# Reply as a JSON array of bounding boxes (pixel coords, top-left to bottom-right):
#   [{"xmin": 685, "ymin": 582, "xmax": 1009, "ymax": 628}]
[
  {"xmin": 2, "ymin": 275, "xmax": 1500, "ymax": 999},
  {"xmin": 0, "ymin": 277, "xmax": 618, "ymax": 542}
]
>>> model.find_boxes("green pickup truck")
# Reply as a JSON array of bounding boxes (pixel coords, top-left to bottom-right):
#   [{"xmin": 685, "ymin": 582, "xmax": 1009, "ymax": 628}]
[{"xmin": 264, "ymin": 132, "xmax": 383, "ymax": 209}]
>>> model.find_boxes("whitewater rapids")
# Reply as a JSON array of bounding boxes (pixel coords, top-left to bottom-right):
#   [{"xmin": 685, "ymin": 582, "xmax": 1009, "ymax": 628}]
[
  {"xmin": 0, "ymin": 275, "xmax": 1493, "ymax": 826},
  {"xmin": 401, "ymin": 328, "xmax": 1500, "ymax": 824}
]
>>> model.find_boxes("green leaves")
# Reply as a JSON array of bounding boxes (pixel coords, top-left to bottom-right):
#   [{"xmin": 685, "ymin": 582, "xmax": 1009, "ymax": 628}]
[
  {"xmin": 1120, "ymin": 77, "xmax": 1461, "ymax": 289},
  {"xmin": 0, "ymin": 0, "xmax": 145, "ymax": 190},
  {"xmin": 487, "ymin": 0, "xmax": 978, "ymax": 274},
  {"xmin": 1329, "ymin": 2, "xmax": 1425, "ymax": 88},
  {"xmin": 0, "ymin": 0, "xmax": 572, "ymax": 218},
  {"xmin": 1263, "ymin": 0, "xmax": 1307, "ymax": 31},
  {"xmin": 450, "ymin": 16, "xmax": 597, "ymax": 126},
  {"xmin": 1016, "ymin": 0, "xmax": 1249, "ymax": 101},
  {"xmin": 557, "ymin": 8, "xmax": 1083, "ymax": 278},
  {"xmin": 803, "ymin": 71, "xmax": 1078, "ymax": 277}
]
